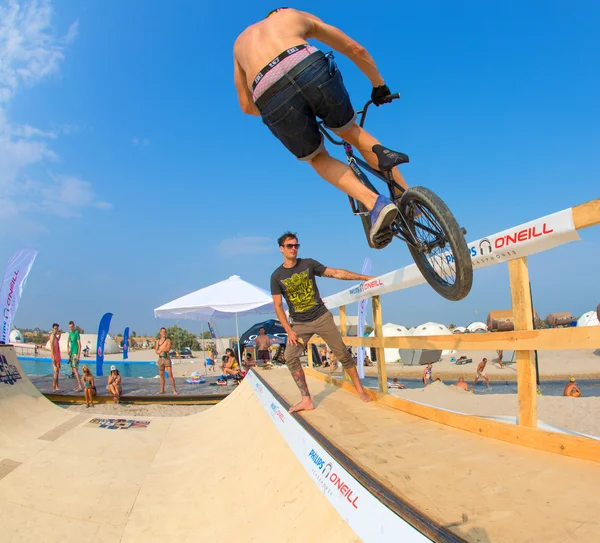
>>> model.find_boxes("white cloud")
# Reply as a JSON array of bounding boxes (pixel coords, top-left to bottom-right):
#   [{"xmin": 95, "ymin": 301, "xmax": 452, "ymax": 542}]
[
  {"xmin": 132, "ymin": 137, "xmax": 149, "ymax": 147},
  {"xmin": 217, "ymin": 236, "xmax": 274, "ymax": 257},
  {"xmin": 0, "ymin": 0, "xmax": 107, "ymax": 228}
]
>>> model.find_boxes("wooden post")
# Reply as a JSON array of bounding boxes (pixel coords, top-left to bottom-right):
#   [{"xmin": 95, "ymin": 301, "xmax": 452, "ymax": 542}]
[
  {"xmin": 307, "ymin": 339, "xmax": 314, "ymax": 368},
  {"xmin": 339, "ymin": 305, "xmax": 349, "ymax": 381},
  {"xmin": 372, "ymin": 295, "xmax": 388, "ymax": 393},
  {"xmin": 508, "ymin": 257, "xmax": 538, "ymax": 428}
]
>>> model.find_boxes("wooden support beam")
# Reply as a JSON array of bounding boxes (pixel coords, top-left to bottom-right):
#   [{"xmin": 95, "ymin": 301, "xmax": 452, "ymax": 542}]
[
  {"xmin": 371, "ymin": 295, "xmax": 387, "ymax": 393},
  {"xmin": 305, "ymin": 368, "xmax": 600, "ymax": 464},
  {"xmin": 309, "ymin": 325, "xmax": 600, "ymax": 351},
  {"xmin": 307, "ymin": 337, "xmax": 314, "ymax": 368},
  {"xmin": 572, "ymin": 198, "xmax": 600, "ymax": 230},
  {"xmin": 508, "ymin": 257, "xmax": 538, "ymax": 428},
  {"xmin": 338, "ymin": 305, "xmax": 349, "ymax": 380}
]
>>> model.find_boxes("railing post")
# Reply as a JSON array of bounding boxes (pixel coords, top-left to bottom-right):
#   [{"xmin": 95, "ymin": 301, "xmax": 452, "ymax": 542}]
[
  {"xmin": 307, "ymin": 339, "xmax": 314, "ymax": 368},
  {"xmin": 371, "ymin": 295, "xmax": 388, "ymax": 393},
  {"xmin": 339, "ymin": 305, "xmax": 349, "ymax": 381},
  {"xmin": 508, "ymin": 257, "xmax": 538, "ymax": 428}
]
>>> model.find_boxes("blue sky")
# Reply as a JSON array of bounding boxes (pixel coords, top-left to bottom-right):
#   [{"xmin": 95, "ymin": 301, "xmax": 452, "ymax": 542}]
[{"xmin": 2, "ymin": 0, "xmax": 598, "ymax": 336}]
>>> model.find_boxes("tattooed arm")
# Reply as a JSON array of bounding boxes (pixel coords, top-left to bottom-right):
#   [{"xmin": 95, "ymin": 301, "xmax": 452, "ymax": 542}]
[
  {"xmin": 322, "ymin": 268, "xmax": 373, "ymax": 281},
  {"xmin": 291, "ymin": 370, "xmax": 311, "ymax": 398}
]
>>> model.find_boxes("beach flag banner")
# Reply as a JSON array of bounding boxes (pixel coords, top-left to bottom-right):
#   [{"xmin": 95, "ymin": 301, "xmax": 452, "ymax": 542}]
[
  {"xmin": 96, "ymin": 312, "xmax": 113, "ymax": 376},
  {"xmin": 208, "ymin": 321, "xmax": 217, "ymax": 339},
  {"xmin": 123, "ymin": 327, "xmax": 130, "ymax": 360},
  {"xmin": 1, "ymin": 249, "xmax": 38, "ymax": 344},
  {"xmin": 356, "ymin": 258, "xmax": 371, "ymax": 379}
]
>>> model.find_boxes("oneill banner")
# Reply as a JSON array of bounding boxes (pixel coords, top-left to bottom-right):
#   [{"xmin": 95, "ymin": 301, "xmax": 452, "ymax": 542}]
[
  {"xmin": 324, "ymin": 207, "xmax": 580, "ymax": 309},
  {"xmin": 123, "ymin": 326, "xmax": 130, "ymax": 360},
  {"xmin": 1, "ymin": 249, "xmax": 38, "ymax": 344},
  {"xmin": 96, "ymin": 312, "xmax": 113, "ymax": 376},
  {"xmin": 356, "ymin": 257, "xmax": 372, "ymax": 379}
]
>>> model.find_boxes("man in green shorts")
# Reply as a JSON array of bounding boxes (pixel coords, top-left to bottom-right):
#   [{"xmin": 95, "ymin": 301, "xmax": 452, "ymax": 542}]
[{"xmin": 68, "ymin": 320, "xmax": 83, "ymax": 392}]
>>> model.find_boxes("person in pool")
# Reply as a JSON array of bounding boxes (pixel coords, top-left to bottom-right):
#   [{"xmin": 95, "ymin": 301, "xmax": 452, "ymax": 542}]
[
  {"xmin": 563, "ymin": 378, "xmax": 581, "ymax": 397},
  {"xmin": 107, "ymin": 365, "xmax": 122, "ymax": 404},
  {"xmin": 423, "ymin": 364, "xmax": 433, "ymax": 387},
  {"xmin": 81, "ymin": 365, "xmax": 96, "ymax": 408}
]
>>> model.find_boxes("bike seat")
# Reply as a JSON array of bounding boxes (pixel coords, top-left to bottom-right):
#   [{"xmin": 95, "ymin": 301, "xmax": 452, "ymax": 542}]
[{"xmin": 373, "ymin": 145, "xmax": 409, "ymax": 172}]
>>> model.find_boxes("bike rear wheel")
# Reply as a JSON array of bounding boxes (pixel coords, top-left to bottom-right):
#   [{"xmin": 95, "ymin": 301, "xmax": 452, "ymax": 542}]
[{"xmin": 399, "ymin": 187, "xmax": 473, "ymax": 301}]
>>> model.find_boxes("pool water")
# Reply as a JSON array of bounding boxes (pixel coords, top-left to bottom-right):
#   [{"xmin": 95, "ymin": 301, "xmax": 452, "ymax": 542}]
[{"xmin": 17, "ymin": 357, "xmax": 158, "ymax": 378}]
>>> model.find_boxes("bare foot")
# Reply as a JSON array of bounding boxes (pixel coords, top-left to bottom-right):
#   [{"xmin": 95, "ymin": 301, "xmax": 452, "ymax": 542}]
[
  {"xmin": 157, "ymin": 391, "xmax": 165, "ymax": 395},
  {"xmin": 288, "ymin": 397, "xmax": 314, "ymax": 413},
  {"xmin": 358, "ymin": 390, "xmax": 373, "ymax": 403},
  {"xmin": 172, "ymin": 391, "xmax": 178, "ymax": 395},
  {"xmin": 73, "ymin": 388, "xmax": 82, "ymax": 392}
]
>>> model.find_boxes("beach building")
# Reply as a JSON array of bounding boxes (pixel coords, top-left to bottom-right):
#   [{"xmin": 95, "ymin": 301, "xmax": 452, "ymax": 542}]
[{"xmin": 44, "ymin": 333, "xmax": 120, "ymax": 354}]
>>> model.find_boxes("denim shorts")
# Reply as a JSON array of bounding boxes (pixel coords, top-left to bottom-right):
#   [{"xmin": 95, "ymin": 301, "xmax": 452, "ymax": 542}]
[{"xmin": 256, "ymin": 52, "xmax": 356, "ymax": 161}]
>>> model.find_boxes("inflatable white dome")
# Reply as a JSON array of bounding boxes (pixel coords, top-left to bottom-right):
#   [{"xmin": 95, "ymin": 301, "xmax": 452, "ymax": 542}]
[
  {"xmin": 452, "ymin": 326, "xmax": 467, "ymax": 334},
  {"xmin": 9, "ymin": 329, "xmax": 25, "ymax": 343},
  {"xmin": 413, "ymin": 322, "xmax": 452, "ymax": 336},
  {"xmin": 413, "ymin": 322, "xmax": 454, "ymax": 355},
  {"xmin": 45, "ymin": 333, "xmax": 120, "ymax": 354},
  {"xmin": 466, "ymin": 321, "xmax": 488, "ymax": 333},
  {"xmin": 577, "ymin": 311, "xmax": 599, "ymax": 327},
  {"xmin": 369, "ymin": 323, "xmax": 411, "ymax": 363}
]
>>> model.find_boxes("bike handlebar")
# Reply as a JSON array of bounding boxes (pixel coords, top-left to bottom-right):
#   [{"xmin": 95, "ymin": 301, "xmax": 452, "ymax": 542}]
[{"xmin": 318, "ymin": 93, "xmax": 400, "ymax": 144}]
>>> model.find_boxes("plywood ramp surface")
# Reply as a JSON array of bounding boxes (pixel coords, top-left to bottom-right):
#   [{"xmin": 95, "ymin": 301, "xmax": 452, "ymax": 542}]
[
  {"xmin": 0, "ymin": 347, "xmax": 359, "ymax": 543},
  {"xmin": 261, "ymin": 370, "xmax": 600, "ymax": 543}
]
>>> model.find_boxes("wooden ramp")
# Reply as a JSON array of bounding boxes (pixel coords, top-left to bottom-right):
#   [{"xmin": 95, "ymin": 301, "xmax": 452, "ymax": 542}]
[{"xmin": 260, "ymin": 370, "xmax": 600, "ymax": 543}]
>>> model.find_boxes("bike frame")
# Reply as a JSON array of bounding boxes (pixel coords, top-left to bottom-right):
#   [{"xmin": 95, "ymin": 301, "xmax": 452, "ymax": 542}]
[{"xmin": 318, "ymin": 98, "xmax": 425, "ymax": 249}]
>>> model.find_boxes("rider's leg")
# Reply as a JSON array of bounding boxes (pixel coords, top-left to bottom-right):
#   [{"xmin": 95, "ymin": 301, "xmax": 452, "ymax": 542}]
[
  {"xmin": 307, "ymin": 150, "xmax": 378, "ymax": 210},
  {"xmin": 338, "ymin": 123, "xmax": 408, "ymax": 196}
]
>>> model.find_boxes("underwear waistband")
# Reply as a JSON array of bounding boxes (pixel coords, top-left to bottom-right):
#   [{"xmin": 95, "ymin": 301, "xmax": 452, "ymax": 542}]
[{"xmin": 252, "ymin": 44, "xmax": 310, "ymax": 92}]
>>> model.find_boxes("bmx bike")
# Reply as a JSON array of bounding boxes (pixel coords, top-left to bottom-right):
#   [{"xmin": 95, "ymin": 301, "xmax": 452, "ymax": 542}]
[{"xmin": 318, "ymin": 94, "xmax": 473, "ymax": 302}]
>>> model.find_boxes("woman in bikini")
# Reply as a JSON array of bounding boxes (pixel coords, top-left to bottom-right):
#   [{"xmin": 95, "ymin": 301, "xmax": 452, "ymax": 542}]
[
  {"xmin": 423, "ymin": 364, "xmax": 433, "ymax": 386},
  {"xmin": 107, "ymin": 365, "xmax": 123, "ymax": 404},
  {"xmin": 81, "ymin": 365, "xmax": 96, "ymax": 408},
  {"xmin": 155, "ymin": 327, "xmax": 178, "ymax": 395}
]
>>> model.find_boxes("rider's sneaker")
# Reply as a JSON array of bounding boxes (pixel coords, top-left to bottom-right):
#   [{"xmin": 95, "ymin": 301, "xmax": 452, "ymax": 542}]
[{"xmin": 369, "ymin": 195, "xmax": 399, "ymax": 248}]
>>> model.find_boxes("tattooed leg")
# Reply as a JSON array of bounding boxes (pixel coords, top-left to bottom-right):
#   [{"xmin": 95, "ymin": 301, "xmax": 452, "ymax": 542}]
[{"xmin": 289, "ymin": 369, "xmax": 314, "ymax": 413}]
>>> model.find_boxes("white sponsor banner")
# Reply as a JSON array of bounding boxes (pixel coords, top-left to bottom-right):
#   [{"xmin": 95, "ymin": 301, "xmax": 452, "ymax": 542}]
[
  {"xmin": 325, "ymin": 208, "xmax": 580, "ymax": 309},
  {"xmin": 1, "ymin": 249, "xmax": 38, "ymax": 343},
  {"xmin": 248, "ymin": 371, "xmax": 430, "ymax": 542}
]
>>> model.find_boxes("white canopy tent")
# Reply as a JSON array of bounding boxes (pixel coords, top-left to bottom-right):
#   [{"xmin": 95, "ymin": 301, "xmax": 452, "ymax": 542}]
[
  {"xmin": 452, "ymin": 326, "xmax": 467, "ymax": 334},
  {"xmin": 413, "ymin": 322, "xmax": 455, "ymax": 356},
  {"xmin": 368, "ymin": 323, "xmax": 411, "ymax": 363},
  {"xmin": 154, "ymin": 275, "xmax": 282, "ymax": 363},
  {"xmin": 577, "ymin": 311, "xmax": 600, "ymax": 327}
]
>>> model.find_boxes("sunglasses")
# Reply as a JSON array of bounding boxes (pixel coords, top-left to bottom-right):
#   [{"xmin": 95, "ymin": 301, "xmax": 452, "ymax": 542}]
[{"xmin": 284, "ymin": 243, "xmax": 300, "ymax": 249}]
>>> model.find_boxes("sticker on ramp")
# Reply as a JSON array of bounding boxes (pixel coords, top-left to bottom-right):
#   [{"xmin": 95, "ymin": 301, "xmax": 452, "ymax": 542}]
[
  {"xmin": 0, "ymin": 354, "xmax": 22, "ymax": 386},
  {"xmin": 86, "ymin": 418, "xmax": 151, "ymax": 430}
]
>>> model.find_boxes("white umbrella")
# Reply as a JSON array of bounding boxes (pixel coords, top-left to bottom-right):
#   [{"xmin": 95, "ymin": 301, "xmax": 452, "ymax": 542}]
[{"xmin": 154, "ymin": 275, "xmax": 283, "ymax": 365}]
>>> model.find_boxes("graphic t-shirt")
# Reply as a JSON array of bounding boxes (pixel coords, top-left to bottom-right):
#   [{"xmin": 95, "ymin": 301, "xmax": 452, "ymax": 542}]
[
  {"xmin": 68, "ymin": 330, "xmax": 80, "ymax": 355},
  {"xmin": 271, "ymin": 258, "xmax": 328, "ymax": 323}
]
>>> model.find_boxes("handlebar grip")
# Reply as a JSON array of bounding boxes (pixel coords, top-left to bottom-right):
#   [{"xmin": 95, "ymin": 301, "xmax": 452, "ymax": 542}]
[{"xmin": 387, "ymin": 93, "xmax": 400, "ymax": 100}]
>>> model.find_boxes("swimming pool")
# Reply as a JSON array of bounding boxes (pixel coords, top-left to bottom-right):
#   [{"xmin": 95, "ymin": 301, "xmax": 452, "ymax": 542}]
[{"xmin": 17, "ymin": 357, "xmax": 158, "ymax": 378}]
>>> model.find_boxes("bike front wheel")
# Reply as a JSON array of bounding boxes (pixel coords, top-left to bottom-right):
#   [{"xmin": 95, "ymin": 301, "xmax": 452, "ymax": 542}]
[{"xmin": 399, "ymin": 187, "xmax": 473, "ymax": 301}]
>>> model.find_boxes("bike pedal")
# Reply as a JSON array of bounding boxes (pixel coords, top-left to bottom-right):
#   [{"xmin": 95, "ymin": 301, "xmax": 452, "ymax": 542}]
[{"xmin": 372, "ymin": 229, "xmax": 394, "ymax": 249}]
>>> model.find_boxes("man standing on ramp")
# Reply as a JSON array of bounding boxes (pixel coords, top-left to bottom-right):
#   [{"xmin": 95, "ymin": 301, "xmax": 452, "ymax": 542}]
[
  {"xmin": 234, "ymin": 8, "xmax": 408, "ymax": 248},
  {"xmin": 271, "ymin": 231, "xmax": 372, "ymax": 413}
]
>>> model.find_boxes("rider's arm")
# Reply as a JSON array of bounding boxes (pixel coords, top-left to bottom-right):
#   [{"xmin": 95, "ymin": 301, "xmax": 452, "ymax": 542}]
[
  {"xmin": 273, "ymin": 294, "xmax": 293, "ymax": 334},
  {"xmin": 321, "ymin": 268, "xmax": 373, "ymax": 281},
  {"xmin": 302, "ymin": 11, "xmax": 385, "ymax": 87},
  {"xmin": 233, "ymin": 55, "xmax": 260, "ymax": 116}
]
